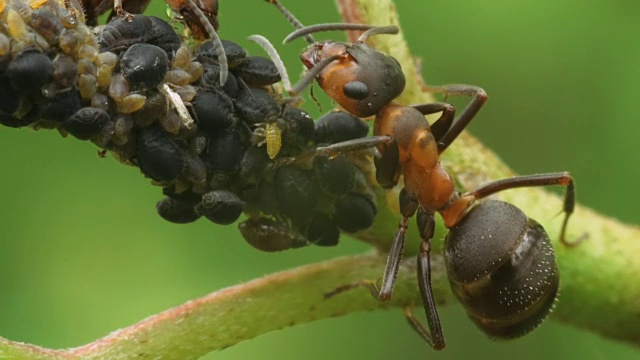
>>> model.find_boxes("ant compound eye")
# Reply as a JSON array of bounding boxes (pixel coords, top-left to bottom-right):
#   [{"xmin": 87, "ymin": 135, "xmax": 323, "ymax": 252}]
[{"xmin": 343, "ymin": 81, "xmax": 369, "ymax": 100}]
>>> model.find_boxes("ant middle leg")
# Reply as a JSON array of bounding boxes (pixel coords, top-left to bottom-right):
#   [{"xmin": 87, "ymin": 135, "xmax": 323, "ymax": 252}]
[
  {"xmin": 372, "ymin": 188, "xmax": 420, "ymax": 301},
  {"xmin": 469, "ymin": 171, "xmax": 586, "ymax": 247},
  {"xmin": 422, "ymin": 84, "xmax": 488, "ymax": 153},
  {"xmin": 410, "ymin": 102, "xmax": 456, "ymax": 144},
  {"xmin": 324, "ymin": 188, "xmax": 418, "ymax": 302}
]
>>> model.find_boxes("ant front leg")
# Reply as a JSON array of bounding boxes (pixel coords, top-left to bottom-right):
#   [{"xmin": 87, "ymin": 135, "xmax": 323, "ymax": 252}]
[
  {"xmin": 276, "ymin": 135, "xmax": 392, "ymax": 167},
  {"xmin": 424, "ymin": 84, "xmax": 488, "ymax": 153},
  {"xmin": 470, "ymin": 172, "xmax": 586, "ymax": 247},
  {"xmin": 375, "ymin": 138, "xmax": 400, "ymax": 189},
  {"xmin": 405, "ymin": 207, "xmax": 445, "ymax": 350}
]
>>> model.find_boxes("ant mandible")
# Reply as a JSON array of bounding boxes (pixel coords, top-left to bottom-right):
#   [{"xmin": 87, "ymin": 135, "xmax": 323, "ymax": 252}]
[{"xmin": 266, "ymin": 0, "xmax": 582, "ymax": 350}]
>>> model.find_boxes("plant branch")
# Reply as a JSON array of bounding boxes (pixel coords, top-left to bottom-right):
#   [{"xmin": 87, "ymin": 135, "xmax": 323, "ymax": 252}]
[
  {"xmin": 2, "ymin": 0, "xmax": 640, "ymax": 359},
  {"xmin": 0, "ymin": 254, "xmax": 450, "ymax": 359}
]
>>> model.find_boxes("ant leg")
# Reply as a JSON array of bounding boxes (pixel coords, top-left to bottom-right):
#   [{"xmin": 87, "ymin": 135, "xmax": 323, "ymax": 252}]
[
  {"xmin": 185, "ymin": 0, "xmax": 228, "ymax": 86},
  {"xmin": 427, "ymin": 84, "xmax": 488, "ymax": 154},
  {"xmin": 469, "ymin": 172, "xmax": 586, "ymax": 247},
  {"xmin": 324, "ymin": 188, "xmax": 418, "ymax": 301},
  {"xmin": 276, "ymin": 135, "xmax": 392, "ymax": 167},
  {"xmin": 375, "ymin": 138, "xmax": 400, "ymax": 189},
  {"xmin": 288, "ymin": 54, "xmax": 341, "ymax": 96},
  {"xmin": 410, "ymin": 102, "xmax": 456, "ymax": 144},
  {"xmin": 375, "ymin": 188, "xmax": 419, "ymax": 300},
  {"xmin": 408, "ymin": 208, "xmax": 445, "ymax": 350}
]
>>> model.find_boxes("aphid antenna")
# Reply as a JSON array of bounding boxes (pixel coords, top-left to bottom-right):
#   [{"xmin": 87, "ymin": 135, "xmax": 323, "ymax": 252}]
[{"xmin": 248, "ymin": 34, "xmax": 292, "ymax": 92}]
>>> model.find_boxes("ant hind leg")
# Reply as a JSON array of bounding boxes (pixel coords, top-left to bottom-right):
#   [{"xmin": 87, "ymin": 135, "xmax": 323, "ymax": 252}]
[
  {"xmin": 470, "ymin": 172, "xmax": 587, "ymax": 247},
  {"xmin": 426, "ymin": 84, "xmax": 488, "ymax": 153}
]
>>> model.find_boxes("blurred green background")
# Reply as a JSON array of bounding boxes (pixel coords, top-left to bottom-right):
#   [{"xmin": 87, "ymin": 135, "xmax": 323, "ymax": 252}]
[{"xmin": 1, "ymin": 0, "xmax": 639, "ymax": 359}]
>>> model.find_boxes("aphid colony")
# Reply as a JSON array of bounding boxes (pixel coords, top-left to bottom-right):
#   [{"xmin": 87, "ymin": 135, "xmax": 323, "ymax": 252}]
[{"xmin": 0, "ymin": 0, "xmax": 379, "ymax": 251}]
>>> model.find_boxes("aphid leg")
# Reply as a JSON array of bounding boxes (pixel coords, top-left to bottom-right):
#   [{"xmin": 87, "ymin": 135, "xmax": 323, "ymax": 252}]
[
  {"xmin": 113, "ymin": 0, "xmax": 134, "ymax": 21},
  {"xmin": 252, "ymin": 126, "xmax": 267, "ymax": 146},
  {"xmin": 375, "ymin": 138, "xmax": 400, "ymax": 189},
  {"xmin": 413, "ymin": 208, "xmax": 445, "ymax": 350},
  {"xmin": 468, "ymin": 172, "xmax": 587, "ymax": 247},
  {"xmin": 410, "ymin": 102, "xmax": 456, "ymax": 144},
  {"xmin": 425, "ymin": 84, "xmax": 487, "ymax": 154}
]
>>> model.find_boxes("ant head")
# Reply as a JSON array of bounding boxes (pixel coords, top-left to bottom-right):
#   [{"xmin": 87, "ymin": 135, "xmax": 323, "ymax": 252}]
[
  {"xmin": 285, "ymin": 23, "xmax": 405, "ymax": 117},
  {"xmin": 300, "ymin": 40, "xmax": 405, "ymax": 117}
]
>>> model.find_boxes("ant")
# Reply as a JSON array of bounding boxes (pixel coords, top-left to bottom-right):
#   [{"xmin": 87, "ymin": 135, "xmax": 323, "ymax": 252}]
[{"xmin": 265, "ymin": 0, "xmax": 583, "ymax": 350}]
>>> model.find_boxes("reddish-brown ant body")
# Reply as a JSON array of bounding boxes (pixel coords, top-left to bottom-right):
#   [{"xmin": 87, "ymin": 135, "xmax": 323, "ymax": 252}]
[{"xmin": 266, "ymin": 0, "xmax": 582, "ymax": 350}]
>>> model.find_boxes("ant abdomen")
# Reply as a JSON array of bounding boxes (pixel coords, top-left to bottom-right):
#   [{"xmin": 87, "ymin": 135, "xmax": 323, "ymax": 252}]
[{"xmin": 444, "ymin": 200, "xmax": 559, "ymax": 339}]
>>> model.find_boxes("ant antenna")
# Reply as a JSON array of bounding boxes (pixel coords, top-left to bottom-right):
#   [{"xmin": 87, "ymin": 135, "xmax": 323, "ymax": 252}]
[
  {"xmin": 356, "ymin": 25, "xmax": 399, "ymax": 43},
  {"xmin": 264, "ymin": 0, "xmax": 315, "ymax": 44},
  {"xmin": 288, "ymin": 54, "xmax": 340, "ymax": 96},
  {"xmin": 185, "ymin": 0, "xmax": 228, "ymax": 86},
  {"xmin": 284, "ymin": 23, "xmax": 374, "ymax": 44},
  {"xmin": 247, "ymin": 34, "xmax": 292, "ymax": 92}
]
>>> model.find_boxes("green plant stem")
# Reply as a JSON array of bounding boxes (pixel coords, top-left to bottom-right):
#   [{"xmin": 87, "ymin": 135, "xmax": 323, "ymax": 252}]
[{"xmin": 2, "ymin": 0, "xmax": 640, "ymax": 358}]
